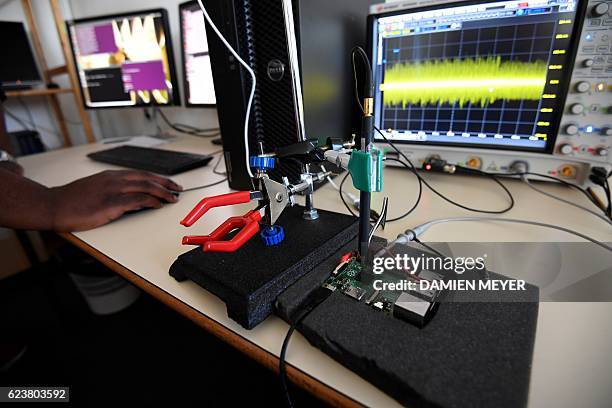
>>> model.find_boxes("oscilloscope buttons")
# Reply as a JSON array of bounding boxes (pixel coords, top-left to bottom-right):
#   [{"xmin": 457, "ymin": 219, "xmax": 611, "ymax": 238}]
[
  {"xmin": 559, "ymin": 143, "xmax": 575, "ymax": 155},
  {"xmin": 565, "ymin": 124, "xmax": 580, "ymax": 135},
  {"xmin": 576, "ymin": 81, "xmax": 591, "ymax": 93},
  {"xmin": 570, "ymin": 103, "xmax": 585, "ymax": 114},
  {"xmin": 591, "ymin": 3, "xmax": 609, "ymax": 18}
]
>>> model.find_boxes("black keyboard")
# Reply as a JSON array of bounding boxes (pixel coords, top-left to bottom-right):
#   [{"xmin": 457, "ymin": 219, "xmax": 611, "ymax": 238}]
[{"xmin": 87, "ymin": 146, "xmax": 213, "ymax": 175}]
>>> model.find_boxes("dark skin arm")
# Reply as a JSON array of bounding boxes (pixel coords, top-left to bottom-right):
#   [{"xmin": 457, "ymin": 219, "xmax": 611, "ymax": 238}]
[
  {"xmin": 0, "ymin": 168, "xmax": 182, "ymax": 232},
  {"xmin": 0, "ymin": 103, "xmax": 182, "ymax": 231},
  {"xmin": 0, "ymin": 161, "xmax": 24, "ymax": 176}
]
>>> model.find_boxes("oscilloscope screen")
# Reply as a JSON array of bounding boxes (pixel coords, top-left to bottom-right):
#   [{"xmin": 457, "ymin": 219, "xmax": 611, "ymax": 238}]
[{"xmin": 371, "ymin": 0, "xmax": 581, "ymax": 152}]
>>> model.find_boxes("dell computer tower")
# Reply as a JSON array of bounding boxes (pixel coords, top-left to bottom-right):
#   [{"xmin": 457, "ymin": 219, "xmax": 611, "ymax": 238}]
[{"xmin": 204, "ymin": 0, "xmax": 375, "ymax": 190}]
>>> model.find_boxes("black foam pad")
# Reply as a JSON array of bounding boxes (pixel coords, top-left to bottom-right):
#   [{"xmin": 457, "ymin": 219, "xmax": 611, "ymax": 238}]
[
  {"xmin": 170, "ymin": 206, "xmax": 358, "ymax": 329},
  {"xmin": 276, "ymin": 239, "xmax": 539, "ymax": 407}
]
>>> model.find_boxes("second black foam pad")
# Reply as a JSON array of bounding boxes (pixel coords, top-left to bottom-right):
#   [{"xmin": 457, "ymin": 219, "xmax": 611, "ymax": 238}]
[
  {"xmin": 276, "ymin": 240, "xmax": 539, "ymax": 407},
  {"xmin": 170, "ymin": 206, "xmax": 358, "ymax": 329}
]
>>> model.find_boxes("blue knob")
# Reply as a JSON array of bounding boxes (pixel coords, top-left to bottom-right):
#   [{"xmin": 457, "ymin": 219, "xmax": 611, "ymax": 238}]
[
  {"xmin": 260, "ymin": 225, "xmax": 285, "ymax": 246},
  {"xmin": 250, "ymin": 156, "xmax": 275, "ymax": 170}
]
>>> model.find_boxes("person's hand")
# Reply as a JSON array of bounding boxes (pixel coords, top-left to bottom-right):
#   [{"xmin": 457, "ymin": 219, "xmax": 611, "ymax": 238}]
[
  {"xmin": 0, "ymin": 161, "xmax": 24, "ymax": 176},
  {"xmin": 49, "ymin": 170, "xmax": 183, "ymax": 232}
]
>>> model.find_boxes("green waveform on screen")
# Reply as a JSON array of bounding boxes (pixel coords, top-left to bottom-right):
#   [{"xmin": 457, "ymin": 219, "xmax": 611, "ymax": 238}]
[{"xmin": 380, "ymin": 57, "xmax": 548, "ymax": 107}]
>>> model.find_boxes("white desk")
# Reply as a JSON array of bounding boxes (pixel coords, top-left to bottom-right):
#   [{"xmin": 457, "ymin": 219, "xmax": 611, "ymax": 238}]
[{"xmin": 18, "ymin": 136, "xmax": 612, "ymax": 407}]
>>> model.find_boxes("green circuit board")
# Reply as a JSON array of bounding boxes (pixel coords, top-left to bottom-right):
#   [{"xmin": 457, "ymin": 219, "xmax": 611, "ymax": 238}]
[
  {"xmin": 322, "ymin": 255, "xmax": 400, "ymax": 314},
  {"xmin": 321, "ymin": 253, "xmax": 444, "ymax": 328}
]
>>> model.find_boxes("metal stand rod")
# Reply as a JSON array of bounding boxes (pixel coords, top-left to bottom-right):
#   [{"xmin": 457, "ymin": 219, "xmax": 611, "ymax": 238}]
[{"xmin": 358, "ymin": 109, "xmax": 374, "ymax": 263}]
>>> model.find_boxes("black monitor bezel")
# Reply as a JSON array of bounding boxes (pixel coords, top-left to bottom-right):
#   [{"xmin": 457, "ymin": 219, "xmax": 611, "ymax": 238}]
[
  {"xmin": 179, "ymin": 0, "xmax": 217, "ymax": 108},
  {"xmin": 0, "ymin": 21, "xmax": 43, "ymax": 87},
  {"xmin": 66, "ymin": 8, "xmax": 181, "ymax": 110},
  {"xmin": 367, "ymin": 0, "xmax": 588, "ymax": 155}
]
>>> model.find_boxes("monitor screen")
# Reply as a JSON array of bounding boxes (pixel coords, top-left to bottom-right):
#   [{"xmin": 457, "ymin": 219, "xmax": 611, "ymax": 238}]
[
  {"xmin": 371, "ymin": 0, "xmax": 581, "ymax": 152},
  {"xmin": 180, "ymin": 1, "xmax": 216, "ymax": 106},
  {"xmin": 0, "ymin": 21, "xmax": 41, "ymax": 87},
  {"xmin": 67, "ymin": 9, "xmax": 180, "ymax": 109}
]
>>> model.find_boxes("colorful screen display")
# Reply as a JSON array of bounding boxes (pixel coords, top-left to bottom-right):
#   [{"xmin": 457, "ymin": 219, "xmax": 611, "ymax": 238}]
[
  {"xmin": 68, "ymin": 10, "xmax": 179, "ymax": 108},
  {"xmin": 372, "ymin": 0, "xmax": 581, "ymax": 151},
  {"xmin": 180, "ymin": 2, "xmax": 216, "ymax": 106}
]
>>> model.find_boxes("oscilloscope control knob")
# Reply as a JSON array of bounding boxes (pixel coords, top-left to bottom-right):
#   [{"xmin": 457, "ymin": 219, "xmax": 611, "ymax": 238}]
[
  {"xmin": 575, "ymin": 81, "xmax": 591, "ymax": 93},
  {"xmin": 582, "ymin": 59, "xmax": 594, "ymax": 68},
  {"xmin": 565, "ymin": 124, "xmax": 579, "ymax": 135},
  {"xmin": 559, "ymin": 143, "xmax": 574, "ymax": 155},
  {"xmin": 595, "ymin": 147, "xmax": 609, "ymax": 157},
  {"xmin": 591, "ymin": 2, "xmax": 609, "ymax": 17},
  {"xmin": 569, "ymin": 103, "xmax": 584, "ymax": 114},
  {"xmin": 602, "ymin": 127, "xmax": 612, "ymax": 137}
]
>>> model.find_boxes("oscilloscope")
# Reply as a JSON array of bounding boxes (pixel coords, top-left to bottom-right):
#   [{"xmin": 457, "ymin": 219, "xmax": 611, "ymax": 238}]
[{"xmin": 369, "ymin": 0, "xmax": 611, "ymax": 183}]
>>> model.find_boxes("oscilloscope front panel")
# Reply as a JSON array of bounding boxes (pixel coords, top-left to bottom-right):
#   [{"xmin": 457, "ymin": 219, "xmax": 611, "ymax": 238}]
[{"xmin": 370, "ymin": 0, "xmax": 611, "ymax": 183}]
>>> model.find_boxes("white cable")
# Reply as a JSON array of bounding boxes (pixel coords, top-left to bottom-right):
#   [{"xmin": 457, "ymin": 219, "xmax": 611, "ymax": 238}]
[
  {"xmin": 389, "ymin": 217, "xmax": 612, "ymax": 253},
  {"xmin": 196, "ymin": 0, "xmax": 255, "ymax": 178},
  {"xmin": 327, "ymin": 175, "xmax": 359, "ymax": 203},
  {"xmin": 522, "ymin": 176, "xmax": 612, "ymax": 226},
  {"xmin": 321, "ymin": 165, "xmax": 359, "ymax": 208}
]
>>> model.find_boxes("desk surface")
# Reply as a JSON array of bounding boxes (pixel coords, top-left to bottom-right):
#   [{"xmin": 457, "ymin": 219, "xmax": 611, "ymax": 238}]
[{"xmin": 19, "ymin": 136, "xmax": 612, "ymax": 407}]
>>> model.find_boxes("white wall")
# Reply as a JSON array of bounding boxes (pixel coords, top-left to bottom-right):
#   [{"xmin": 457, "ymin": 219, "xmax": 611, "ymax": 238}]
[{"xmin": 1, "ymin": 0, "xmax": 218, "ymax": 147}]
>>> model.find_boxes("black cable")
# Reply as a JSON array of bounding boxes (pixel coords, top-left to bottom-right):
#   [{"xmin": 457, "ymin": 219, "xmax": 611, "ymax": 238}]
[
  {"xmin": 179, "ymin": 153, "xmax": 228, "ymax": 192},
  {"xmin": 338, "ymin": 171, "xmax": 357, "ymax": 217},
  {"xmin": 155, "ymin": 107, "xmax": 220, "ymax": 137},
  {"xmin": 279, "ymin": 311, "xmax": 306, "ymax": 408},
  {"xmin": 182, "ymin": 177, "xmax": 227, "ymax": 192},
  {"xmin": 279, "ymin": 287, "xmax": 334, "ymax": 408},
  {"xmin": 210, "ymin": 150, "xmax": 227, "ymax": 177},
  {"xmin": 492, "ymin": 170, "xmax": 602, "ymax": 208},
  {"xmin": 350, "ymin": 47, "xmax": 369, "ymax": 114},
  {"xmin": 604, "ymin": 181, "xmax": 612, "ymax": 217},
  {"xmin": 383, "ymin": 157, "xmax": 422, "ymax": 222},
  {"xmin": 376, "ymin": 127, "xmax": 515, "ymax": 214},
  {"xmin": 412, "ymin": 237, "xmax": 447, "ymax": 259},
  {"xmin": 211, "ymin": 150, "xmax": 227, "ymax": 176},
  {"xmin": 17, "ymin": 97, "xmax": 36, "ymax": 132},
  {"xmin": 1, "ymin": 106, "xmax": 29, "ymax": 131}
]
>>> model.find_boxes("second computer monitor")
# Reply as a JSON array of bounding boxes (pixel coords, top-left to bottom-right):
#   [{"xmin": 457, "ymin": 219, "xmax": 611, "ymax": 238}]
[
  {"xmin": 66, "ymin": 9, "xmax": 180, "ymax": 109},
  {"xmin": 179, "ymin": 1, "xmax": 216, "ymax": 107}
]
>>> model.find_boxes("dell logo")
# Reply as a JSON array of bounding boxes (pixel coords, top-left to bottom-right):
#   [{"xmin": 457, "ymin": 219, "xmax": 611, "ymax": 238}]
[{"xmin": 267, "ymin": 59, "xmax": 285, "ymax": 81}]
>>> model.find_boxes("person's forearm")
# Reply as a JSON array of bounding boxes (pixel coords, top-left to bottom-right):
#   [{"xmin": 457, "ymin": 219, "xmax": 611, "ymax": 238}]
[{"xmin": 0, "ymin": 168, "xmax": 56, "ymax": 230}]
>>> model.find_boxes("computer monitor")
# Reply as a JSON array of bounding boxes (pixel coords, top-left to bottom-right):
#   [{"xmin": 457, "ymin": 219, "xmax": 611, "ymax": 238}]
[
  {"xmin": 0, "ymin": 21, "xmax": 42, "ymax": 89},
  {"xmin": 369, "ymin": 0, "xmax": 610, "ymax": 183},
  {"xmin": 371, "ymin": 0, "xmax": 582, "ymax": 152},
  {"xmin": 66, "ymin": 9, "xmax": 180, "ymax": 109},
  {"xmin": 179, "ymin": 1, "xmax": 216, "ymax": 107}
]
